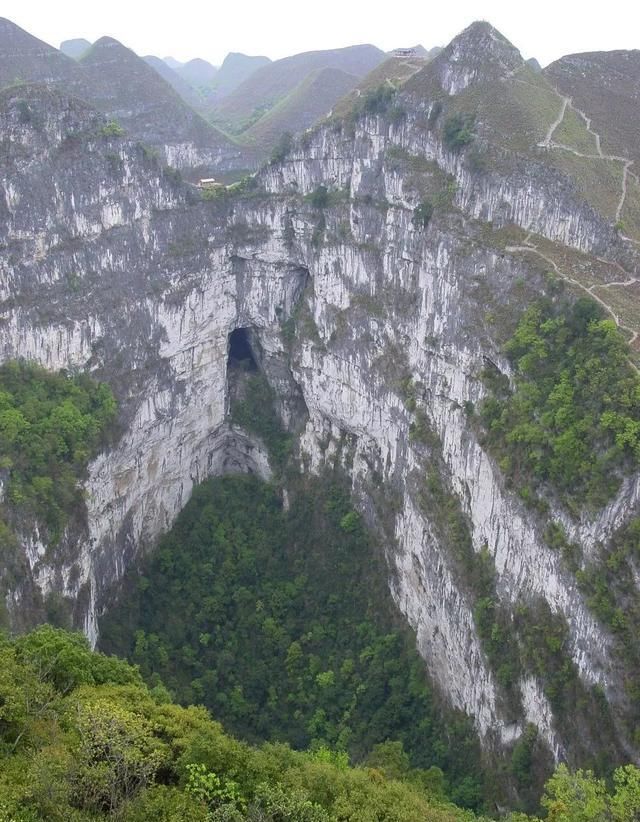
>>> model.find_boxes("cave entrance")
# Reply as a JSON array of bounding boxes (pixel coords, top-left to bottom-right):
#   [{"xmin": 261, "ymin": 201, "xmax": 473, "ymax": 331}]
[{"xmin": 228, "ymin": 327, "xmax": 258, "ymax": 371}]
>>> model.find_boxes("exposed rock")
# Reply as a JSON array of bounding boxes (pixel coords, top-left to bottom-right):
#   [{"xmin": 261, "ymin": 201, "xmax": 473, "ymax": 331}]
[{"xmin": 1, "ymin": 19, "xmax": 640, "ymax": 771}]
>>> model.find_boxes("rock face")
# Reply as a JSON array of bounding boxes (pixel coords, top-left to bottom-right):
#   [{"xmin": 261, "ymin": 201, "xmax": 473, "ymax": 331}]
[
  {"xmin": 1, "ymin": 21, "xmax": 640, "ymax": 769},
  {"xmin": 426, "ymin": 20, "xmax": 524, "ymax": 95}
]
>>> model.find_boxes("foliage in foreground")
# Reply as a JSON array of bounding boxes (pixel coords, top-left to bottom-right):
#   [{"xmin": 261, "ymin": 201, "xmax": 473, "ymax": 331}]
[
  {"xmin": 2, "ymin": 626, "xmax": 640, "ymax": 821},
  {"xmin": 100, "ymin": 474, "xmax": 484, "ymax": 808},
  {"xmin": 480, "ymin": 297, "xmax": 640, "ymax": 511},
  {"xmin": 0, "ymin": 625, "xmax": 478, "ymax": 822}
]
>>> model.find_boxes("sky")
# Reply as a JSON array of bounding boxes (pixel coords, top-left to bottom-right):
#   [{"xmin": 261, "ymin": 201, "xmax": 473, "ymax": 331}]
[{"xmin": 2, "ymin": 0, "xmax": 639, "ymax": 67}]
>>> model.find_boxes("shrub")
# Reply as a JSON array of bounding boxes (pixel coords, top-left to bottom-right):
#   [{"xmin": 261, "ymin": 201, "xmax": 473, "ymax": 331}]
[
  {"xmin": 413, "ymin": 199, "xmax": 434, "ymax": 229},
  {"xmin": 361, "ymin": 84, "xmax": 395, "ymax": 116},
  {"xmin": 309, "ymin": 186, "xmax": 329, "ymax": 209},
  {"xmin": 480, "ymin": 297, "xmax": 640, "ymax": 510},
  {"xmin": 443, "ymin": 114, "xmax": 475, "ymax": 151},
  {"xmin": 99, "ymin": 120, "xmax": 125, "ymax": 138},
  {"xmin": 0, "ymin": 360, "xmax": 117, "ymax": 540},
  {"xmin": 271, "ymin": 131, "xmax": 294, "ymax": 164}
]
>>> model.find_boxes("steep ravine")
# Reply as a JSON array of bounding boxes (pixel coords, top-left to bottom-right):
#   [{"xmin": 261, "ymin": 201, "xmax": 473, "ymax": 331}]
[{"xmin": 0, "ymin": 80, "xmax": 638, "ymax": 769}]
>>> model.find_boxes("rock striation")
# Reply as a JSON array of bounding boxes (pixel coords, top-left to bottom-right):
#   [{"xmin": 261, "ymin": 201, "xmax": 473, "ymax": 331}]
[{"xmin": 1, "ymin": 21, "xmax": 639, "ymax": 768}]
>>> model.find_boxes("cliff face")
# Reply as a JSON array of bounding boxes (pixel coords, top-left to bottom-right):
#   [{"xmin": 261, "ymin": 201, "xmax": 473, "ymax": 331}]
[{"xmin": 1, "ymin": 28, "xmax": 640, "ymax": 767}]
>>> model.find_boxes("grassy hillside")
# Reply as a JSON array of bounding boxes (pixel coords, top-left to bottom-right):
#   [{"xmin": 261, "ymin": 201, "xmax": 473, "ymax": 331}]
[
  {"xmin": 143, "ymin": 54, "xmax": 208, "ymax": 113},
  {"xmin": 76, "ymin": 37, "xmax": 238, "ymax": 151},
  {"xmin": 545, "ymin": 51, "xmax": 640, "ymax": 167},
  {"xmin": 209, "ymin": 52, "xmax": 272, "ymax": 100},
  {"xmin": 244, "ymin": 67, "xmax": 359, "ymax": 148},
  {"xmin": 213, "ymin": 44, "xmax": 385, "ymax": 133},
  {"xmin": 331, "ymin": 53, "xmax": 433, "ymax": 119}
]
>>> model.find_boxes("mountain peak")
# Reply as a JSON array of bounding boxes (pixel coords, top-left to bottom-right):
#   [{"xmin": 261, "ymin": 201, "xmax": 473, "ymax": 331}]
[
  {"xmin": 0, "ymin": 16, "xmax": 78, "ymax": 88},
  {"xmin": 80, "ymin": 36, "xmax": 146, "ymax": 69},
  {"xmin": 88, "ymin": 35, "xmax": 128, "ymax": 52},
  {"xmin": 60, "ymin": 38, "xmax": 92, "ymax": 60},
  {"xmin": 434, "ymin": 20, "xmax": 523, "ymax": 94},
  {"xmin": 178, "ymin": 57, "xmax": 218, "ymax": 86}
]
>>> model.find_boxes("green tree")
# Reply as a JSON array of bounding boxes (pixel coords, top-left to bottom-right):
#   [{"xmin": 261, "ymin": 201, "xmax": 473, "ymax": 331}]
[{"xmin": 541, "ymin": 764, "xmax": 608, "ymax": 822}]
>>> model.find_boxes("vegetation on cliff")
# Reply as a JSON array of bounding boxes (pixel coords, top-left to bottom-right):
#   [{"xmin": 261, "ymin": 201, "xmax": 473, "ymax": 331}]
[
  {"xmin": 0, "ymin": 625, "xmax": 476, "ymax": 821},
  {"xmin": 0, "ymin": 360, "xmax": 117, "ymax": 540},
  {"xmin": 480, "ymin": 297, "xmax": 640, "ymax": 511}
]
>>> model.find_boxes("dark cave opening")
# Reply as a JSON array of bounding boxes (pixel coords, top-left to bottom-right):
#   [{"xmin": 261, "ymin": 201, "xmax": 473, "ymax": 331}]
[{"xmin": 228, "ymin": 327, "xmax": 258, "ymax": 371}]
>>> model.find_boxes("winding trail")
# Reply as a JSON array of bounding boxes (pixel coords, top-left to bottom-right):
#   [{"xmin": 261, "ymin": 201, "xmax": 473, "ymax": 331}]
[
  {"xmin": 617, "ymin": 161, "xmax": 633, "ymax": 224},
  {"xmin": 498, "ymin": 76, "xmax": 640, "ymax": 358},
  {"xmin": 577, "ymin": 107, "xmax": 603, "ymax": 157},
  {"xmin": 505, "ymin": 236, "xmax": 639, "ymax": 358},
  {"xmin": 541, "ymin": 91, "xmax": 638, "ymax": 238},
  {"xmin": 542, "ymin": 95, "xmax": 569, "ymax": 147},
  {"xmin": 596, "ymin": 277, "xmax": 638, "ymax": 289}
]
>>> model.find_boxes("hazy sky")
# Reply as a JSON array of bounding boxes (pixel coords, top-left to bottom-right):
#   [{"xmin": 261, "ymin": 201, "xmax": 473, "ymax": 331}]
[{"xmin": 2, "ymin": 0, "xmax": 639, "ymax": 67}]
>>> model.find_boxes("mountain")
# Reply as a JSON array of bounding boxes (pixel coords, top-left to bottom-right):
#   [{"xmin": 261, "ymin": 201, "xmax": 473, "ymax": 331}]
[
  {"xmin": 0, "ymin": 21, "xmax": 250, "ymax": 173},
  {"xmin": 213, "ymin": 43, "xmax": 386, "ymax": 131},
  {"xmin": 544, "ymin": 50, "xmax": 640, "ymax": 166},
  {"xmin": 3, "ymin": 16, "xmax": 640, "ymax": 804},
  {"xmin": 212, "ymin": 51, "xmax": 272, "ymax": 99},
  {"xmin": 143, "ymin": 53, "xmax": 207, "ymax": 112},
  {"xmin": 60, "ymin": 37, "xmax": 92, "ymax": 59},
  {"xmin": 331, "ymin": 50, "xmax": 435, "ymax": 119},
  {"xmin": 404, "ymin": 20, "xmax": 524, "ymax": 96},
  {"xmin": 244, "ymin": 66, "xmax": 359, "ymax": 148},
  {"xmin": 162, "ymin": 55, "xmax": 183, "ymax": 69},
  {"xmin": 75, "ymin": 37, "xmax": 251, "ymax": 172},
  {"xmin": 177, "ymin": 56, "xmax": 218, "ymax": 87},
  {"xmin": 0, "ymin": 16, "xmax": 78, "ymax": 87}
]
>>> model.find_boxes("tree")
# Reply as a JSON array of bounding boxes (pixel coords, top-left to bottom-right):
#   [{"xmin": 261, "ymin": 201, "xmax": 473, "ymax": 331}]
[
  {"xmin": 71, "ymin": 693, "xmax": 168, "ymax": 814},
  {"xmin": 541, "ymin": 764, "xmax": 608, "ymax": 822}
]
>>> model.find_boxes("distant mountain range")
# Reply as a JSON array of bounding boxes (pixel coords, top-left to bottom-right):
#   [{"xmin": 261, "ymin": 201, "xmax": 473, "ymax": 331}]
[
  {"xmin": 0, "ymin": 18, "xmax": 250, "ymax": 174},
  {"xmin": 0, "ymin": 16, "xmax": 442, "ymax": 166},
  {"xmin": 212, "ymin": 44, "xmax": 387, "ymax": 133}
]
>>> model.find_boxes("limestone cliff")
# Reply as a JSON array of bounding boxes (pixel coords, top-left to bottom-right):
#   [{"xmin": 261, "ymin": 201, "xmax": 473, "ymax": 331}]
[{"xmin": 1, "ymin": 22, "xmax": 640, "ymax": 769}]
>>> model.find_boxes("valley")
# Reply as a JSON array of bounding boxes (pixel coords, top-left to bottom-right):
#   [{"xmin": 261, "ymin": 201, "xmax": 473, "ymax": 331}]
[{"xmin": 1, "ymin": 12, "xmax": 640, "ymax": 820}]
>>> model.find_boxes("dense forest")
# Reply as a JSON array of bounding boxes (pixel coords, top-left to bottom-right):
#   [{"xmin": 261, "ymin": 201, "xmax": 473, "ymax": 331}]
[
  {"xmin": 2, "ymin": 625, "xmax": 640, "ymax": 821},
  {"xmin": 480, "ymin": 297, "xmax": 640, "ymax": 512},
  {"xmin": 0, "ymin": 360, "xmax": 117, "ymax": 540},
  {"xmin": 100, "ymin": 474, "xmax": 485, "ymax": 809}
]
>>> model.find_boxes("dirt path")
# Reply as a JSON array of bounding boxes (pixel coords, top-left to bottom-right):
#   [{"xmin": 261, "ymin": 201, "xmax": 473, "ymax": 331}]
[
  {"xmin": 617, "ymin": 161, "xmax": 634, "ymax": 223},
  {"xmin": 542, "ymin": 95, "xmax": 569, "ymax": 147},
  {"xmin": 542, "ymin": 90, "xmax": 637, "ymax": 241},
  {"xmin": 505, "ymin": 238, "xmax": 639, "ymax": 357}
]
